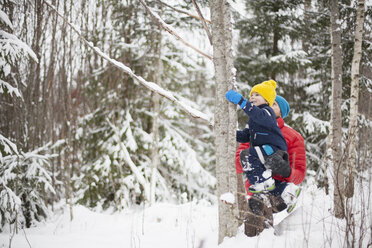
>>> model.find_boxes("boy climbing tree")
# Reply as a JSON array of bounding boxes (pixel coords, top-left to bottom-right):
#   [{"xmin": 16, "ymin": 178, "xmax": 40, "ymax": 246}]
[{"xmin": 235, "ymin": 94, "xmax": 307, "ymax": 236}]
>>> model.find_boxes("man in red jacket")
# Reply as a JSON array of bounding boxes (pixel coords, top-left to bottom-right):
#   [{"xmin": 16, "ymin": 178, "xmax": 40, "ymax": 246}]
[{"xmin": 236, "ymin": 96, "xmax": 306, "ymax": 218}]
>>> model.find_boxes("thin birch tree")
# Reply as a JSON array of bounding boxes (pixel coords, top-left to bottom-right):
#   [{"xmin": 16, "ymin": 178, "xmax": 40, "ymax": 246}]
[
  {"xmin": 329, "ymin": 0, "xmax": 344, "ymax": 219},
  {"xmin": 345, "ymin": 0, "xmax": 366, "ymax": 198},
  {"xmin": 210, "ymin": 0, "xmax": 239, "ymax": 243}
]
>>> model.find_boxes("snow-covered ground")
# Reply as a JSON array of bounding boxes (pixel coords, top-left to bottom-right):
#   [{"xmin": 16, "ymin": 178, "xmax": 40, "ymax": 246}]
[{"xmin": 1, "ymin": 183, "xmax": 370, "ymax": 248}]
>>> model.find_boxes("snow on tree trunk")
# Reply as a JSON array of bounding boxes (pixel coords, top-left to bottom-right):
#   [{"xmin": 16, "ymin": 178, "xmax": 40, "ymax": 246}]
[
  {"xmin": 329, "ymin": 0, "xmax": 344, "ymax": 219},
  {"xmin": 345, "ymin": 0, "xmax": 365, "ymax": 198},
  {"xmin": 210, "ymin": 0, "xmax": 239, "ymax": 243}
]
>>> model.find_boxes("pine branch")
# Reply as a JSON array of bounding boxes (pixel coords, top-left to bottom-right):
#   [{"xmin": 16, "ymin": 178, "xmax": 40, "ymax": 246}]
[
  {"xmin": 42, "ymin": 0, "xmax": 213, "ymax": 126},
  {"xmin": 138, "ymin": 0, "xmax": 213, "ymax": 61},
  {"xmin": 106, "ymin": 118, "xmax": 151, "ymax": 202}
]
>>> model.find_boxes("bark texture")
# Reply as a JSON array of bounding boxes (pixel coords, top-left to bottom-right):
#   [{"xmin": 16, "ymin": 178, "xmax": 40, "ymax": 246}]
[
  {"xmin": 345, "ymin": 0, "xmax": 365, "ymax": 198},
  {"xmin": 329, "ymin": 0, "xmax": 344, "ymax": 219},
  {"xmin": 210, "ymin": 0, "xmax": 239, "ymax": 243}
]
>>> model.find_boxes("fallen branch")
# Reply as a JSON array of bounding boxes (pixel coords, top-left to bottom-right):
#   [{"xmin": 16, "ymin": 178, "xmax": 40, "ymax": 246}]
[
  {"xmin": 138, "ymin": 0, "xmax": 213, "ymax": 61},
  {"xmin": 42, "ymin": 0, "xmax": 213, "ymax": 126}
]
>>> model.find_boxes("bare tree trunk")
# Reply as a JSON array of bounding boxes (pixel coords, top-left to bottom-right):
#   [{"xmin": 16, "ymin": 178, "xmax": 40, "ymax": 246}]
[
  {"xmin": 150, "ymin": 93, "xmax": 160, "ymax": 205},
  {"xmin": 150, "ymin": 20, "xmax": 163, "ymax": 206},
  {"xmin": 345, "ymin": 0, "xmax": 365, "ymax": 198},
  {"xmin": 236, "ymin": 173, "xmax": 249, "ymax": 226},
  {"xmin": 298, "ymin": 0, "xmax": 311, "ymax": 81},
  {"xmin": 358, "ymin": 89, "xmax": 371, "ymax": 172},
  {"xmin": 46, "ymin": 0, "xmax": 58, "ymax": 211},
  {"xmin": 59, "ymin": 0, "xmax": 73, "ymax": 221},
  {"xmin": 329, "ymin": 0, "xmax": 344, "ymax": 219},
  {"xmin": 303, "ymin": 0, "xmax": 311, "ymax": 55},
  {"xmin": 210, "ymin": 0, "xmax": 239, "ymax": 243},
  {"xmin": 23, "ymin": 0, "xmax": 43, "ymax": 151},
  {"xmin": 271, "ymin": 28, "xmax": 279, "ymax": 80}
]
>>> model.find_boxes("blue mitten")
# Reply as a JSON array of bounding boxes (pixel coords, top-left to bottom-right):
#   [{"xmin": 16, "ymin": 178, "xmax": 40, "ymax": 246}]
[
  {"xmin": 225, "ymin": 90, "xmax": 242, "ymax": 104},
  {"xmin": 225, "ymin": 90, "xmax": 247, "ymax": 108}
]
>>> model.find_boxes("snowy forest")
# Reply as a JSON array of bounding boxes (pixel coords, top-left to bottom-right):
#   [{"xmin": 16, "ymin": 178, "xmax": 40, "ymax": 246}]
[{"xmin": 1, "ymin": 0, "xmax": 372, "ymax": 247}]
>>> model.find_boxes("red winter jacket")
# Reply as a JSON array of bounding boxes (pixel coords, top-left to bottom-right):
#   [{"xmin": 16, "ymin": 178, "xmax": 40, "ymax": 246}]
[{"xmin": 236, "ymin": 117, "xmax": 307, "ymax": 195}]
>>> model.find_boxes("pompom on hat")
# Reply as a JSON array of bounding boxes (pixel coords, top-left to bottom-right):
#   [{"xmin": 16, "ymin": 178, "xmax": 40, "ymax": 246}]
[
  {"xmin": 249, "ymin": 79, "xmax": 277, "ymax": 106},
  {"xmin": 275, "ymin": 95, "xmax": 290, "ymax": 119}
]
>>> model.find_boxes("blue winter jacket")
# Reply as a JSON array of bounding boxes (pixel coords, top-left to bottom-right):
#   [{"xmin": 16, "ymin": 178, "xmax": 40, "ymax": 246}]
[{"xmin": 236, "ymin": 102, "xmax": 287, "ymax": 155}]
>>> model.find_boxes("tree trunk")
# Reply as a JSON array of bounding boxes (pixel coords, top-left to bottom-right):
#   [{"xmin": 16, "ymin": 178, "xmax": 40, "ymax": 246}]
[
  {"xmin": 59, "ymin": 0, "xmax": 73, "ymax": 221},
  {"xmin": 345, "ymin": 0, "xmax": 365, "ymax": 198},
  {"xmin": 150, "ymin": 21, "xmax": 163, "ymax": 206},
  {"xmin": 150, "ymin": 93, "xmax": 160, "ymax": 205},
  {"xmin": 210, "ymin": 0, "xmax": 239, "ymax": 243},
  {"xmin": 236, "ymin": 173, "xmax": 249, "ymax": 226},
  {"xmin": 271, "ymin": 28, "xmax": 279, "ymax": 80},
  {"xmin": 329, "ymin": 0, "xmax": 344, "ymax": 219},
  {"xmin": 23, "ymin": 0, "xmax": 43, "ymax": 151},
  {"xmin": 46, "ymin": 0, "xmax": 58, "ymax": 210}
]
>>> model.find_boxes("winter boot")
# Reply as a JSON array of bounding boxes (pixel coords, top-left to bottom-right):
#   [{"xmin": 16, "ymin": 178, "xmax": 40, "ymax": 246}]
[
  {"xmin": 248, "ymin": 177, "xmax": 276, "ymax": 194},
  {"xmin": 244, "ymin": 195, "xmax": 273, "ymax": 237},
  {"xmin": 267, "ymin": 194, "xmax": 287, "ymax": 214},
  {"xmin": 281, "ymin": 184, "xmax": 302, "ymax": 213}
]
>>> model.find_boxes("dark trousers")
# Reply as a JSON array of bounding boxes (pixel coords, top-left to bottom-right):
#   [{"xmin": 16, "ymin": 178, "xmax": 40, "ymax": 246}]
[
  {"xmin": 240, "ymin": 148, "xmax": 288, "ymax": 194},
  {"xmin": 240, "ymin": 148, "xmax": 268, "ymax": 185}
]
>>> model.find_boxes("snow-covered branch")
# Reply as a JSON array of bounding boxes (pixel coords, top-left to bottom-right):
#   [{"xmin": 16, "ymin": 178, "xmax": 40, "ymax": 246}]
[
  {"xmin": 106, "ymin": 118, "xmax": 150, "ymax": 202},
  {"xmin": 0, "ymin": 80, "xmax": 22, "ymax": 98},
  {"xmin": 42, "ymin": 0, "xmax": 213, "ymax": 126},
  {"xmin": 138, "ymin": 0, "xmax": 213, "ymax": 61},
  {"xmin": 155, "ymin": 0, "xmax": 211, "ymax": 24},
  {"xmin": 0, "ymin": 9, "xmax": 13, "ymax": 29},
  {"xmin": 0, "ymin": 133, "xmax": 18, "ymax": 156},
  {"xmin": 0, "ymin": 30, "xmax": 38, "ymax": 63}
]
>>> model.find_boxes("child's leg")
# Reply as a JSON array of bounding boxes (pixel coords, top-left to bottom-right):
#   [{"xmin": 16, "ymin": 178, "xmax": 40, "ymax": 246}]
[
  {"xmin": 244, "ymin": 155, "xmax": 265, "ymax": 184},
  {"xmin": 267, "ymin": 182, "xmax": 301, "ymax": 213},
  {"xmin": 239, "ymin": 149, "xmax": 252, "ymax": 172},
  {"xmin": 266, "ymin": 181, "xmax": 288, "ymax": 213},
  {"xmin": 245, "ymin": 155, "xmax": 275, "ymax": 193},
  {"xmin": 270, "ymin": 181, "xmax": 288, "ymax": 196}
]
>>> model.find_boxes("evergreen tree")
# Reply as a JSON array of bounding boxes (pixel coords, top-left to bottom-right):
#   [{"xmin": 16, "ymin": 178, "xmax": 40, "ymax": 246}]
[
  {"xmin": 0, "ymin": 2, "xmax": 57, "ymax": 230},
  {"xmin": 75, "ymin": 0, "xmax": 215, "ymax": 209},
  {"xmin": 234, "ymin": 0, "xmax": 331, "ymax": 178},
  {"xmin": 233, "ymin": 0, "xmax": 372, "ymax": 189}
]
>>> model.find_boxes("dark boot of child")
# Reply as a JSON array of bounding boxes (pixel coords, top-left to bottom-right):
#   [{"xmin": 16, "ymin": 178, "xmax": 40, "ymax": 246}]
[
  {"xmin": 244, "ymin": 195, "xmax": 273, "ymax": 237},
  {"xmin": 267, "ymin": 194, "xmax": 288, "ymax": 213}
]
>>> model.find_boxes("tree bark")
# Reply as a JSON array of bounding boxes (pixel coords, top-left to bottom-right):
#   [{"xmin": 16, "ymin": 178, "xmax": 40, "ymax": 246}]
[
  {"xmin": 236, "ymin": 173, "xmax": 249, "ymax": 226},
  {"xmin": 46, "ymin": 0, "xmax": 58, "ymax": 210},
  {"xmin": 150, "ymin": 20, "xmax": 163, "ymax": 206},
  {"xmin": 23, "ymin": 0, "xmax": 43, "ymax": 151},
  {"xmin": 329, "ymin": 0, "xmax": 344, "ymax": 219},
  {"xmin": 345, "ymin": 0, "xmax": 365, "ymax": 198},
  {"xmin": 210, "ymin": 0, "xmax": 239, "ymax": 243}
]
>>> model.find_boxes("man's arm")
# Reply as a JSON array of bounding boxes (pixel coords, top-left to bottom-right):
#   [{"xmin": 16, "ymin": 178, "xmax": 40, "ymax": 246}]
[
  {"xmin": 272, "ymin": 127, "xmax": 306, "ymax": 184},
  {"xmin": 286, "ymin": 130, "xmax": 306, "ymax": 184}
]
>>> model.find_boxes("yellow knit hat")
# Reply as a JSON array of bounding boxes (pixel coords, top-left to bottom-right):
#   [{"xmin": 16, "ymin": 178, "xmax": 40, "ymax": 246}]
[{"xmin": 249, "ymin": 80, "xmax": 277, "ymax": 106}]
